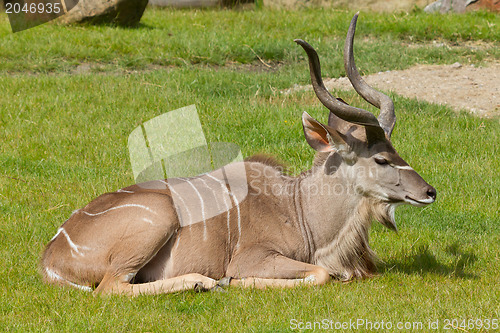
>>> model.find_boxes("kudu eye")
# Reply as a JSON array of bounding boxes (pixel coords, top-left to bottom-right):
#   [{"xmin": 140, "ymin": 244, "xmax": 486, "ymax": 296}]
[{"xmin": 374, "ymin": 156, "xmax": 388, "ymax": 165}]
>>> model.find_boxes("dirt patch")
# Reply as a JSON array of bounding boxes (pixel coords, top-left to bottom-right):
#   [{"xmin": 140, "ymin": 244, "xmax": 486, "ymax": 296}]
[
  {"xmin": 468, "ymin": 0, "xmax": 500, "ymax": 12},
  {"xmin": 263, "ymin": 0, "xmax": 499, "ymax": 12},
  {"xmin": 264, "ymin": 0, "xmax": 434, "ymax": 11},
  {"xmin": 283, "ymin": 62, "xmax": 500, "ymax": 118}
]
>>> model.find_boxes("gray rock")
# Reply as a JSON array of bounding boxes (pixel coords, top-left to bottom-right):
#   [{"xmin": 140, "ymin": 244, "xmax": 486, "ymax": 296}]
[
  {"xmin": 57, "ymin": 0, "xmax": 148, "ymax": 26},
  {"xmin": 424, "ymin": 0, "xmax": 478, "ymax": 13}
]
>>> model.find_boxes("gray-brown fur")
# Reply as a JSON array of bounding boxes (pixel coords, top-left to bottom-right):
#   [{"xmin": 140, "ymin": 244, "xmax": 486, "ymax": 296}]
[{"xmin": 245, "ymin": 154, "xmax": 288, "ymax": 174}]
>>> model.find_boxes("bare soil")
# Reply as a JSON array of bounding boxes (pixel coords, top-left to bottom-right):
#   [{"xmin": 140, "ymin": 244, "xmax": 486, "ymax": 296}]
[
  {"xmin": 264, "ymin": 0, "xmax": 500, "ymax": 12},
  {"xmin": 283, "ymin": 62, "xmax": 500, "ymax": 118},
  {"xmin": 263, "ymin": 0, "xmax": 435, "ymax": 12}
]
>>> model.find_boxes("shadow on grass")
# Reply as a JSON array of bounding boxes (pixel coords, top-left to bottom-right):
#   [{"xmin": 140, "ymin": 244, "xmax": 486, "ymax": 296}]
[
  {"xmin": 62, "ymin": 21, "xmax": 155, "ymax": 30},
  {"xmin": 380, "ymin": 242, "xmax": 478, "ymax": 279}
]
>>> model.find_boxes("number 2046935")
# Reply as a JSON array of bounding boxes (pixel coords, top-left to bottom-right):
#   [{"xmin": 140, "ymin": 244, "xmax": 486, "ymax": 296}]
[
  {"xmin": 5, "ymin": 2, "xmax": 62, "ymax": 14},
  {"xmin": 443, "ymin": 318, "xmax": 498, "ymax": 330}
]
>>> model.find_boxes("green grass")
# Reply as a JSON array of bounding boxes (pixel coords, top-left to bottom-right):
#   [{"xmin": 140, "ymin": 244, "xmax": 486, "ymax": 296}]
[
  {"xmin": 1, "ymin": 7, "xmax": 499, "ymax": 332},
  {"xmin": 0, "ymin": 8, "xmax": 499, "ymax": 73}
]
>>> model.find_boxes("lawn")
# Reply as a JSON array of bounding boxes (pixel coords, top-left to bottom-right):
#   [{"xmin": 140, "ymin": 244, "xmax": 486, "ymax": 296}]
[{"xmin": 0, "ymin": 6, "xmax": 499, "ymax": 332}]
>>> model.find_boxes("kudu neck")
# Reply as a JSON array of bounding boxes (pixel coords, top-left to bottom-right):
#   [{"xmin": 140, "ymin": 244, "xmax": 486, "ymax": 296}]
[{"xmin": 299, "ymin": 162, "xmax": 366, "ymax": 252}]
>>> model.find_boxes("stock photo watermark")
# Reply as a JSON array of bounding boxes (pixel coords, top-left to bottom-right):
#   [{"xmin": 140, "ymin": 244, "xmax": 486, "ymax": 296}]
[
  {"xmin": 3, "ymin": 0, "xmax": 79, "ymax": 32},
  {"xmin": 127, "ymin": 104, "xmax": 248, "ymax": 227},
  {"xmin": 290, "ymin": 318, "xmax": 499, "ymax": 331}
]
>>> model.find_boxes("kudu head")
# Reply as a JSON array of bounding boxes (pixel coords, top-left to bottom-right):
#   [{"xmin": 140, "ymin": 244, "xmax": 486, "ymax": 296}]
[{"xmin": 295, "ymin": 13, "xmax": 436, "ymax": 231}]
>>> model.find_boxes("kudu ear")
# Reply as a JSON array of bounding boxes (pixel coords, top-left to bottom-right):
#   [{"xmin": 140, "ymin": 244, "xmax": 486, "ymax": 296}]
[{"xmin": 302, "ymin": 112, "xmax": 349, "ymax": 153}]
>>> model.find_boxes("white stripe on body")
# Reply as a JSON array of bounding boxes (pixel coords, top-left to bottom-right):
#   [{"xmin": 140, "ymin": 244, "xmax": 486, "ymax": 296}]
[
  {"xmin": 160, "ymin": 179, "xmax": 193, "ymax": 227},
  {"xmin": 53, "ymin": 227, "xmax": 91, "ymax": 258},
  {"xmin": 178, "ymin": 178, "xmax": 208, "ymax": 241},
  {"xmin": 205, "ymin": 173, "xmax": 232, "ymax": 245},
  {"xmin": 50, "ymin": 228, "xmax": 63, "ymax": 242},
  {"xmin": 174, "ymin": 231, "xmax": 181, "ymax": 251},
  {"xmin": 117, "ymin": 189, "xmax": 134, "ymax": 193},
  {"xmin": 82, "ymin": 204, "xmax": 157, "ymax": 217},
  {"xmin": 205, "ymin": 173, "xmax": 240, "ymax": 247},
  {"xmin": 45, "ymin": 267, "xmax": 93, "ymax": 292},
  {"xmin": 197, "ymin": 176, "xmax": 223, "ymax": 213}
]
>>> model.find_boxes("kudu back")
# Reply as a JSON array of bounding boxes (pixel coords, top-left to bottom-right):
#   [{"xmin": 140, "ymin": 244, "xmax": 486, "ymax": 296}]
[{"xmin": 41, "ymin": 14, "xmax": 436, "ymax": 295}]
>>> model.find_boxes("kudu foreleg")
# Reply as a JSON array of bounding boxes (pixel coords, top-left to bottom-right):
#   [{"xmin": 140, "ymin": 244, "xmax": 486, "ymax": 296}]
[{"xmin": 227, "ymin": 254, "xmax": 330, "ymax": 289}]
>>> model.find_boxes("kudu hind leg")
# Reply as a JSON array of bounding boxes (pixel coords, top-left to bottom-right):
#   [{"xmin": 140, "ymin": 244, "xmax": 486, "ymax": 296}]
[
  {"xmin": 228, "ymin": 254, "xmax": 330, "ymax": 289},
  {"xmin": 91, "ymin": 194, "xmax": 184, "ymax": 295}
]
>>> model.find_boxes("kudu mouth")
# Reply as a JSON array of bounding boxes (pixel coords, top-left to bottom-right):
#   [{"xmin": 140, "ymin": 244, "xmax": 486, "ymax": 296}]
[
  {"xmin": 404, "ymin": 185, "xmax": 437, "ymax": 207},
  {"xmin": 405, "ymin": 196, "xmax": 435, "ymax": 207}
]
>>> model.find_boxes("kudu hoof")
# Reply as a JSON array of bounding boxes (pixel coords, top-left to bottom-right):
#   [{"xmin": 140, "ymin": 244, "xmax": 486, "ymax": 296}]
[
  {"xmin": 193, "ymin": 282, "xmax": 208, "ymax": 293},
  {"xmin": 217, "ymin": 276, "xmax": 232, "ymax": 287},
  {"xmin": 210, "ymin": 276, "xmax": 232, "ymax": 293},
  {"xmin": 210, "ymin": 285, "xmax": 226, "ymax": 293}
]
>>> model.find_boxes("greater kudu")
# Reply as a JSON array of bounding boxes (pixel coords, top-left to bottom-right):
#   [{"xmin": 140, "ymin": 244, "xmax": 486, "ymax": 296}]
[{"xmin": 41, "ymin": 13, "xmax": 436, "ymax": 295}]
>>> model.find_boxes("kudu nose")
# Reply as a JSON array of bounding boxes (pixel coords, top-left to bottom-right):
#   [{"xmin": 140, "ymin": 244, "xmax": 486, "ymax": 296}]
[{"xmin": 426, "ymin": 186, "xmax": 437, "ymax": 200}]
